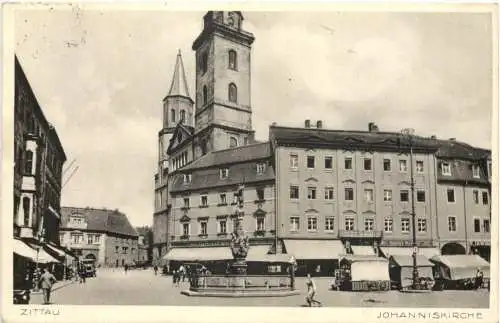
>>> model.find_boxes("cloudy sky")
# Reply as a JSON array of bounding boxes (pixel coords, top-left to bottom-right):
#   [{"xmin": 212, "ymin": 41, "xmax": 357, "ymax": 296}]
[{"xmin": 14, "ymin": 7, "xmax": 493, "ymax": 227}]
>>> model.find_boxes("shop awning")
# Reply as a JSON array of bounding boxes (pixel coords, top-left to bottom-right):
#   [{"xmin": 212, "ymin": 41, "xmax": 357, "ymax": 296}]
[
  {"xmin": 162, "ymin": 247, "xmax": 232, "ymax": 262},
  {"xmin": 16, "ymin": 240, "xmax": 60, "ymax": 263},
  {"xmin": 380, "ymin": 247, "xmax": 440, "ymax": 259},
  {"xmin": 246, "ymin": 245, "xmax": 293, "ymax": 263},
  {"xmin": 283, "ymin": 239, "xmax": 344, "ymax": 260},
  {"xmin": 341, "ymin": 256, "xmax": 389, "ymax": 281},
  {"xmin": 14, "ymin": 239, "xmax": 39, "ymax": 260},
  {"xmin": 45, "ymin": 244, "xmax": 76, "ymax": 262},
  {"xmin": 430, "ymin": 255, "xmax": 490, "ymax": 280},
  {"xmin": 390, "ymin": 255, "xmax": 434, "ymax": 267},
  {"xmin": 352, "ymin": 245, "xmax": 376, "ymax": 256}
]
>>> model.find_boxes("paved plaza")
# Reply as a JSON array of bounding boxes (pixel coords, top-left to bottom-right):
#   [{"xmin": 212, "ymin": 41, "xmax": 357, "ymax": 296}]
[{"xmin": 30, "ymin": 268, "xmax": 490, "ymax": 308}]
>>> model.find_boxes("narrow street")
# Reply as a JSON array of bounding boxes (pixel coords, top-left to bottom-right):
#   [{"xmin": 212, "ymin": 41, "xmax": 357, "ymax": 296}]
[{"xmin": 30, "ymin": 268, "xmax": 490, "ymax": 308}]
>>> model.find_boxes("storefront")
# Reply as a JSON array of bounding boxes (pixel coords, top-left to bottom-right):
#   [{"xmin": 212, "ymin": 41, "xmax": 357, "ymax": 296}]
[
  {"xmin": 380, "ymin": 247, "xmax": 440, "ymax": 259},
  {"xmin": 281, "ymin": 239, "xmax": 344, "ymax": 276},
  {"xmin": 246, "ymin": 245, "xmax": 292, "ymax": 274}
]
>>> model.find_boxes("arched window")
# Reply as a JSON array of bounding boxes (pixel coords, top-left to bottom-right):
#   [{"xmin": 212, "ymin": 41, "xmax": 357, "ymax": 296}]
[
  {"xmin": 24, "ymin": 150, "xmax": 33, "ymax": 175},
  {"xmin": 202, "ymin": 86, "xmax": 208, "ymax": 105},
  {"xmin": 228, "ymin": 50, "xmax": 237, "ymax": 70},
  {"xmin": 229, "ymin": 136, "xmax": 238, "ymax": 148},
  {"xmin": 201, "ymin": 52, "xmax": 208, "ymax": 74},
  {"xmin": 228, "ymin": 83, "xmax": 237, "ymax": 103},
  {"xmin": 171, "ymin": 109, "xmax": 176, "ymax": 123},
  {"xmin": 180, "ymin": 110, "xmax": 186, "ymax": 122},
  {"xmin": 22, "ymin": 196, "xmax": 30, "ymax": 226}
]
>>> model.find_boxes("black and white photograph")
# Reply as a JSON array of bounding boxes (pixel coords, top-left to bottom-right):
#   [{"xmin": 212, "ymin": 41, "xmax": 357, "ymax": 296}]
[{"xmin": 2, "ymin": 2, "xmax": 498, "ymax": 323}]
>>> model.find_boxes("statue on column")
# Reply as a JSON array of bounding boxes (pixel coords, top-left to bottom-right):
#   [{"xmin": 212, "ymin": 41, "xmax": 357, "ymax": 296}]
[{"xmin": 229, "ymin": 185, "xmax": 249, "ymax": 275}]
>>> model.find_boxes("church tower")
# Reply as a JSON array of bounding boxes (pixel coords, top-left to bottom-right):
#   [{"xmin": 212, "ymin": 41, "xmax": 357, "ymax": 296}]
[
  {"xmin": 191, "ymin": 11, "xmax": 255, "ymax": 158},
  {"xmin": 158, "ymin": 50, "xmax": 194, "ymax": 170}
]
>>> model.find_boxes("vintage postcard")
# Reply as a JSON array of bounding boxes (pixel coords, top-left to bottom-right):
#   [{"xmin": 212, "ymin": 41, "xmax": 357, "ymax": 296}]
[{"xmin": 1, "ymin": 1, "xmax": 498, "ymax": 323}]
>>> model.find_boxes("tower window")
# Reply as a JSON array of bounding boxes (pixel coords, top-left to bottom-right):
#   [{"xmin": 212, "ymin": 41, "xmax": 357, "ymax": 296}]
[
  {"xmin": 22, "ymin": 196, "xmax": 30, "ymax": 226},
  {"xmin": 228, "ymin": 50, "xmax": 237, "ymax": 70},
  {"xmin": 171, "ymin": 109, "xmax": 176, "ymax": 123},
  {"xmin": 201, "ymin": 140, "xmax": 207, "ymax": 155},
  {"xmin": 180, "ymin": 110, "xmax": 186, "ymax": 122},
  {"xmin": 228, "ymin": 83, "xmax": 237, "ymax": 103},
  {"xmin": 24, "ymin": 150, "xmax": 34, "ymax": 175},
  {"xmin": 202, "ymin": 86, "xmax": 208, "ymax": 105},
  {"xmin": 229, "ymin": 136, "xmax": 238, "ymax": 148},
  {"xmin": 201, "ymin": 52, "xmax": 208, "ymax": 74}
]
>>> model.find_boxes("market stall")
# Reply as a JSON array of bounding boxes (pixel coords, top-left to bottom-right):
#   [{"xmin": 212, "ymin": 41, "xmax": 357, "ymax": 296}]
[
  {"xmin": 430, "ymin": 255, "xmax": 490, "ymax": 290},
  {"xmin": 339, "ymin": 255, "xmax": 390, "ymax": 291},
  {"xmin": 388, "ymin": 255, "xmax": 434, "ymax": 290}
]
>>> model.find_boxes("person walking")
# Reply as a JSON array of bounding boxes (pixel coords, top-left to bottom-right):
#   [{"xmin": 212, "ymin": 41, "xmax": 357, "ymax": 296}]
[
  {"xmin": 305, "ymin": 273, "xmax": 322, "ymax": 307},
  {"xmin": 154, "ymin": 265, "xmax": 158, "ymax": 276},
  {"xmin": 124, "ymin": 264, "xmax": 128, "ymax": 274},
  {"xmin": 78, "ymin": 264, "xmax": 86, "ymax": 284},
  {"xmin": 179, "ymin": 265, "xmax": 185, "ymax": 282},
  {"xmin": 475, "ymin": 269, "xmax": 484, "ymax": 290},
  {"xmin": 39, "ymin": 268, "xmax": 57, "ymax": 305}
]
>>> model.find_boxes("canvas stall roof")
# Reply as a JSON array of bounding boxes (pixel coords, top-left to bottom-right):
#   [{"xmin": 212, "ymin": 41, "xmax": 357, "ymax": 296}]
[
  {"xmin": 390, "ymin": 255, "xmax": 434, "ymax": 267},
  {"xmin": 162, "ymin": 247, "xmax": 232, "ymax": 262},
  {"xmin": 380, "ymin": 247, "xmax": 440, "ymax": 259},
  {"xmin": 351, "ymin": 245, "xmax": 376, "ymax": 256},
  {"xmin": 283, "ymin": 239, "xmax": 344, "ymax": 260},
  {"xmin": 430, "ymin": 255, "xmax": 490, "ymax": 280}
]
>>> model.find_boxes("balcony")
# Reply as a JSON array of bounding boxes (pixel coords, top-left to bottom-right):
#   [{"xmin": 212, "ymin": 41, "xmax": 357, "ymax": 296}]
[
  {"xmin": 180, "ymin": 206, "xmax": 190, "ymax": 211},
  {"xmin": 338, "ymin": 230, "xmax": 383, "ymax": 239},
  {"xmin": 253, "ymin": 230, "xmax": 266, "ymax": 237}
]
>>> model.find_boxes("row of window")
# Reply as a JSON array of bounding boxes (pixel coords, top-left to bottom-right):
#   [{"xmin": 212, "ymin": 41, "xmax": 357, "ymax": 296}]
[
  {"xmin": 288, "ymin": 216, "xmax": 428, "ymax": 233},
  {"xmin": 441, "ymin": 162, "xmax": 483, "ymax": 178},
  {"xmin": 290, "ymin": 154, "xmax": 424, "ymax": 173},
  {"xmin": 288, "ymin": 185, "xmax": 489, "ymax": 205},
  {"xmin": 182, "ymin": 188, "xmax": 266, "ymax": 208},
  {"xmin": 289, "ymin": 185, "xmax": 427, "ymax": 202},
  {"xmin": 170, "ymin": 109, "xmax": 187, "ymax": 124},
  {"xmin": 115, "ymin": 246, "xmax": 135, "ymax": 254},
  {"xmin": 182, "ymin": 163, "xmax": 267, "ymax": 184},
  {"xmin": 66, "ymin": 233, "xmax": 101, "ymax": 245},
  {"xmin": 181, "ymin": 217, "xmax": 265, "ymax": 236},
  {"xmin": 170, "ymin": 151, "xmax": 188, "ymax": 172},
  {"xmin": 201, "ymin": 83, "xmax": 238, "ymax": 106},
  {"xmin": 199, "ymin": 49, "xmax": 238, "ymax": 75}
]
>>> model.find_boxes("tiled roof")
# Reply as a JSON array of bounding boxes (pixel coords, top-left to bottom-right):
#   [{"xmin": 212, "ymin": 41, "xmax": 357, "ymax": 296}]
[
  {"xmin": 436, "ymin": 159, "xmax": 489, "ymax": 184},
  {"xmin": 270, "ymin": 126, "xmax": 439, "ymax": 153},
  {"xmin": 180, "ymin": 142, "xmax": 271, "ymax": 171},
  {"xmin": 60, "ymin": 207, "xmax": 138, "ymax": 237},
  {"xmin": 435, "ymin": 139, "xmax": 490, "ymax": 160},
  {"xmin": 171, "ymin": 160, "xmax": 275, "ymax": 193}
]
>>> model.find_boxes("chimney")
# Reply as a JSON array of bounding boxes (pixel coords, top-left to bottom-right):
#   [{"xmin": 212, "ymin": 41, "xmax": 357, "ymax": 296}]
[
  {"xmin": 368, "ymin": 122, "xmax": 379, "ymax": 132},
  {"xmin": 449, "ymin": 138, "xmax": 456, "ymax": 141},
  {"xmin": 305, "ymin": 119, "xmax": 311, "ymax": 128},
  {"xmin": 316, "ymin": 120, "xmax": 323, "ymax": 129},
  {"xmin": 271, "ymin": 122, "xmax": 277, "ymax": 127},
  {"xmin": 430, "ymin": 135, "xmax": 436, "ymax": 139}
]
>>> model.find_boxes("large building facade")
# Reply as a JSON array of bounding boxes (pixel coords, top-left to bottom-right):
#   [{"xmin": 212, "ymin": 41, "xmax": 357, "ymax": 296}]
[
  {"xmin": 60, "ymin": 207, "xmax": 139, "ymax": 267},
  {"xmin": 14, "ymin": 55, "xmax": 67, "ymax": 246},
  {"xmin": 152, "ymin": 11, "xmax": 492, "ymax": 270}
]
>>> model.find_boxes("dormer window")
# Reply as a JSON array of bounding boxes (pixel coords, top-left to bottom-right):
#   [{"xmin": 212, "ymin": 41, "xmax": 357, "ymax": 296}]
[
  {"xmin": 472, "ymin": 165, "xmax": 480, "ymax": 178},
  {"xmin": 183, "ymin": 174, "xmax": 192, "ymax": 184},
  {"xmin": 442, "ymin": 162, "xmax": 451, "ymax": 176},
  {"xmin": 257, "ymin": 162, "xmax": 266, "ymax": 174},
  {"xmin": 220, "ymin": 168, "xmax": 229, "ymax": 179}
]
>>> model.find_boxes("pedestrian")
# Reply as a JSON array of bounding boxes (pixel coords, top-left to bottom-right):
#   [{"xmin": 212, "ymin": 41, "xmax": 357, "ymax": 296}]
[
  {"xmin": 179, "ymin": 265, "xmax": 185, "ymax": 282},
  {"xmin": 475, "ymin": 268, "xmax": 484, "ymax": 290},
  {"xmin": 124, "ymin": 264, "xmax": 128, "ymax": 274},
  {"xmin": 154, "ymin": 265, "xmax": 158, "ymax": 276},
  {"xmin": 39, "ymin": 267, "xmax": 57, "ymax": 305},
  {"xmin": 305, "ymin": 273, "xmax": 322, "ymax": 307}
]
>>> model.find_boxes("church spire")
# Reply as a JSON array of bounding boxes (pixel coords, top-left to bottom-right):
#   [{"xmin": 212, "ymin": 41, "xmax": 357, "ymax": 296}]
[{"xmin": 167, "ymin": 49, "xmax": 191, "ymax": 99}]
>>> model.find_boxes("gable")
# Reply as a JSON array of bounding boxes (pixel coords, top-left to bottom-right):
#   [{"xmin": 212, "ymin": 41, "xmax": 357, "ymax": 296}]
[{"xmin": 167, "ymin": 124, "xmax": 194, "ymax": 154}]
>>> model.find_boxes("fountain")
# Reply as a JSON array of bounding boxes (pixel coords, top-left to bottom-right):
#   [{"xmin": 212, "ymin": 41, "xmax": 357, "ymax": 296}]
[{"xmin": 181, "ymin": 185, "xmax": 299, "ymax": 297}]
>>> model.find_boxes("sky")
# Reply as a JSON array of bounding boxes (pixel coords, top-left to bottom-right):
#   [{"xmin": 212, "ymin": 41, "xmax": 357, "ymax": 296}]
[{"xmin": 13, "ymin": 8, "xmax": 494, "ymax": 227}]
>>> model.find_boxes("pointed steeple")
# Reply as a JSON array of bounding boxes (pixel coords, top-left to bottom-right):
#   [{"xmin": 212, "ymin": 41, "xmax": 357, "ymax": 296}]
[{"xmin": 167, "ymin": 49, "xmax": 191, "ymax": 99}]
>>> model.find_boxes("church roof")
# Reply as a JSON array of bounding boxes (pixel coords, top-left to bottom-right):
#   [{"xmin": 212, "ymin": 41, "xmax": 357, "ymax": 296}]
[
  {"xmin": 181, "ymin": 142, "xmax": 271, "ymax": 171},
  {"xmin": 60, "ymin": 207, "xmax": 138, "ymax": 237},
  {"xmin": 166, "ymin": 50, "xmax": 191, "ymax": 99}
]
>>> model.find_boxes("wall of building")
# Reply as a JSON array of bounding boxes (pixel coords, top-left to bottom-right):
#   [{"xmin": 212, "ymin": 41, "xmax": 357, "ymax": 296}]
[
  {"xmin": 103, "ymin": 234, "xmax": 139, "ymax": 267},
  {"xmin": 275, "ymin": 146, "xmax": 437, "ymax": 244},
  {"xmin": 170, "ymin": 182, "xmax": 275, "ymax": 244}
]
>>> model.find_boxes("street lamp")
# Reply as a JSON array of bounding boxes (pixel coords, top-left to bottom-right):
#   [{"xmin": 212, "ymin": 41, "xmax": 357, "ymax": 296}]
[{"xmin": 401, "ymin": 128, "xmax": 419, "ymax": 290}]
